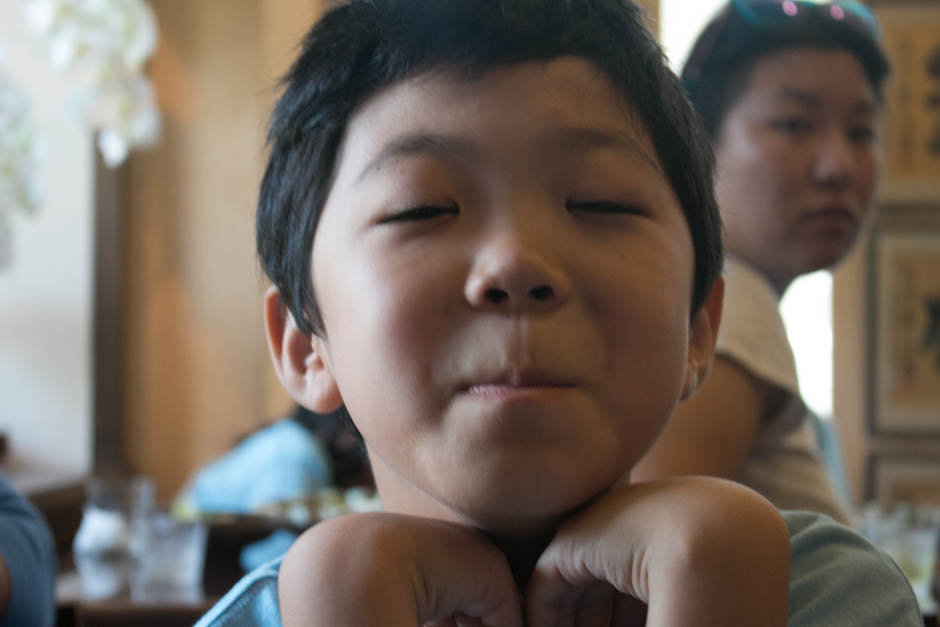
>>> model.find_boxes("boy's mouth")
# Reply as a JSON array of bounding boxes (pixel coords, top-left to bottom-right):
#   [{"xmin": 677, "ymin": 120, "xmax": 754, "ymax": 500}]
[{"xmin": 460, "ymin": 369, "xmax": 577, "ymax": 394}]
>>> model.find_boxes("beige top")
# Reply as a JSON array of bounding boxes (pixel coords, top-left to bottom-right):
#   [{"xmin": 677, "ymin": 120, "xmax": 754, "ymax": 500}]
[{"xmin": 719, "ymin": 258, "xmax": 850, "ymax": 524}]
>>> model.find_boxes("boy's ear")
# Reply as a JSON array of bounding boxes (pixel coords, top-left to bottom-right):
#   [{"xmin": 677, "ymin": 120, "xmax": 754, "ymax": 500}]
[
  {"xmin": 680, "ymin": 277, "xmax": 724, "ymax": 401},
  {"xmin": 264, "ymin": 285, "xmax": 344, "ymax": 413}
]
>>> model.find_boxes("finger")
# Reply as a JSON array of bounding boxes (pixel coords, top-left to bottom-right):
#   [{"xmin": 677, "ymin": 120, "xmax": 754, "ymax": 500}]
[
  {"xmin": 414, "ymin": 520, "xmax": 524, "ymax": 627},
  {"xmin": 527, "ymin": 578, "xmax": 617, "ymax": 627},
  {"xmin": 525, "ymin": 562, "xmax": 571, "ymax": 627},
  {"xmin": 555, "ymin": 589, "xmax": 579, "ymax": 627},
  {"xmin": 525, "ymin": 562, "xmax": 600, "ymax": 627},
  {"xmin": 419, "ymin": 556, "xmax": 522, "ymax": 627},
  {"xmin": 610, "ymin": 593, "xmax": 647, "ymax": 627},
  {"xmin": 427, "ymin": 612, "xmax": 511, "ymax": 627},
  {"xmin": 572, "ymin": 582, "xmax": 614, "ymax": 627},
  {"xmin": 454, "ymin": 612, "xmax": 493, "ymax": 627}
]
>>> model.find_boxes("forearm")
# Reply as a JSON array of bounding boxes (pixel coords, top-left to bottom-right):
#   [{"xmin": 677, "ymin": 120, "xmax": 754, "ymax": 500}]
[
  {"xmin": 278, "ymin": 513, "xmax": 522, "ymax": 627},
  {"xmin": 279, "ymin": 516, "xmax": 418, "ymax": 627},
  {"xmin": 527, "ymin": 478, "xmax": 789, "ymax": 627}
]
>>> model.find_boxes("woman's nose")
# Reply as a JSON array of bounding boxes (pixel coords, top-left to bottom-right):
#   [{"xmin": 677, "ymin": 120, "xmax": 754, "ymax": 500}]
[
  {"xmin": 464, "ymin": 234, "xmax": 571, "ymax": 313},
  {"xmin": 812, "ymin": 131, "xmax": 858, "ymax": 189}
]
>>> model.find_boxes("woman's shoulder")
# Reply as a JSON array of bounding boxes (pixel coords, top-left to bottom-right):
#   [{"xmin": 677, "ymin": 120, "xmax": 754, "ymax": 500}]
[{"xmin": 718, "ymin": 257, "xmax": 801, "ymax": 398}]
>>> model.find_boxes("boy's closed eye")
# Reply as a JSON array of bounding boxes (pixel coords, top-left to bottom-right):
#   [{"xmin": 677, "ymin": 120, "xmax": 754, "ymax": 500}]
[
  {"xmin": 377, "ymin": 204, "xmax": 460, "ymax": 224},
  {"xmin": 376, "ymin": 199, "xmax": 649, "ymax": 225},
  {"xmin": 566, "ymin": 200, "xmax": 648, "ymax": 217}
]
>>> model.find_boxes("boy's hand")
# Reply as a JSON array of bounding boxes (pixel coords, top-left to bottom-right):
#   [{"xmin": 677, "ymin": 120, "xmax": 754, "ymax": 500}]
[
  {"xmin": 278, "ymin": 512, "xmax": 523, "ymax": 627},
  {"xmin": 526, "ymin": 477, "xmax": 790, "ymax": 627}
]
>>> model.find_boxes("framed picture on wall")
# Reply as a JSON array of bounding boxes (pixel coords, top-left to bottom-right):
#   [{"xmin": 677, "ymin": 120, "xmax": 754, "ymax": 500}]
[
  {"xmin": 871, "ymin": 1, "xmax": 940, "ymax": 201},
  {"xmin": 867, "ymin": 454, "xmax": 940, "ymax": 506},
  {"xmin": 869, "ymin": 225, "xmax": 940, "ymax": 435}
]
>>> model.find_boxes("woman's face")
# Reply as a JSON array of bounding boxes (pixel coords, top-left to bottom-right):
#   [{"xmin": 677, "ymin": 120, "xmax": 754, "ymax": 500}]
[{"xmin": 713, "ymin": 47, "xmax": 882, "ymax": 292}]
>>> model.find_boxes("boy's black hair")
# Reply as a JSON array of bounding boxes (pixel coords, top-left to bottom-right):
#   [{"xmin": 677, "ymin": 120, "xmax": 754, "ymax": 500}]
[
  {"xmin": 258, "ymin": 0, "xmax": 723, "ymax": 336},
  {"xmin": 682, "ymin": 3, "xmax": 891, "ymax": 139}
]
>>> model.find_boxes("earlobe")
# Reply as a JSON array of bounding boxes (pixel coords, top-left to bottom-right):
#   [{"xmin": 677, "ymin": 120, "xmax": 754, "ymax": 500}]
[
  {"xmin": 263, "ymin": 285, "xmax": 344, "ymax": 413},
  {"xmin": 680, "ymin": 277, "xmax": 725, "ymax": 400}
]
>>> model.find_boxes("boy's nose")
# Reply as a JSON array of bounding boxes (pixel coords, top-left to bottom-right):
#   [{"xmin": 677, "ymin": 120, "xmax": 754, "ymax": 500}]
[{"xmin": 464, "ymin": 236, "xmax": 571, "ymax": 313}]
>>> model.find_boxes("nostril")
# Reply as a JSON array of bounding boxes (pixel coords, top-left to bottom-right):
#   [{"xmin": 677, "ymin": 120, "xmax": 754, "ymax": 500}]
[
  {"xmin": 485, "ymin": 288, "xmax": 509, "ymax": 304},
  {"xmin": 530, "ymin": 285, "xmax": 554, "ymax": 301}
]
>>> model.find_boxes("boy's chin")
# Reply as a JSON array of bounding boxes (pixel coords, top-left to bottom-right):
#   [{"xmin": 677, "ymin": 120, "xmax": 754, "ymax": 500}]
[
  {"xmin": 466, "ymin": 502, "xmax": 591, "ymax": 537},
  {"xmin": 445, "ymin": 476, "xmax": 616, "ymax": 536},
  {"xmin": 372, "ymin": 455, "xmax": 625, "ymax": 534}
]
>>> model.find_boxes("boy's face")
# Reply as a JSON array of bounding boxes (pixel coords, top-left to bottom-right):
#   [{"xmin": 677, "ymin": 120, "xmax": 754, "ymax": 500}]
[{"xmin": 285, "ymin": 58, "xmax": 717, "ymax": 533}]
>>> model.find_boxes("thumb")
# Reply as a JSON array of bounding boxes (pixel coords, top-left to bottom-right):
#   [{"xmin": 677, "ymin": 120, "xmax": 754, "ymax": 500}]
[
  {"xmin": 413, "ymin": 520, "xmax": 524, "ymax": 627},
  {"xmin": 526, "ymin": 541, "xmax": 646, "ymax": 627}
]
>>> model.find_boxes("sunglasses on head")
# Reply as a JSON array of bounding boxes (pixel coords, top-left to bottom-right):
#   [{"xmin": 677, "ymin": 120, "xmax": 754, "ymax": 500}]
[
  {"xmin": 731, "ymin": 0, "xmax": 879, "ymax": 38},
  {"xmin": 683, "ymin": 0, "xmax": 880, "ymax": 96}
]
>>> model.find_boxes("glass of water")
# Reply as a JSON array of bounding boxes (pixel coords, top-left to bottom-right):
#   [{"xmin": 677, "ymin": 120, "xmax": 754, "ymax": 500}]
[{"xmin": 131, "ymin": 510, "xmax": 208, "ymax": 603}]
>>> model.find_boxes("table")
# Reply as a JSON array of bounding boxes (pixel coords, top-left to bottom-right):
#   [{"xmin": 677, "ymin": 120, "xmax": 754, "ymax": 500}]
[{"xmin": 56, "ymin": 519, "xmax": 277, "ymax": 627}]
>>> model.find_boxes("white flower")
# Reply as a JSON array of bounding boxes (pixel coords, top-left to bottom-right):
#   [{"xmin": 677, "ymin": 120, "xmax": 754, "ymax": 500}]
[
  {"xmin": 0, "ymin": 212, "xmax": 12, "ymax": 270},
  {"xmin": 119, "ymin": 1, "xmax": 157, "ymax": 71},
  {"xmin": 21, "ymin": 0, "xmax": 61, "ymax": 35},
  {"xmin": 0, "ymin": 68, "xmax": 42, "ymax": 217},
  {"xmin": 0, "ymin": 67, "xmax": 42, "ymax": 270},
  {"xmin": 21, "ymin": 0, "xmax": 160, "ymax": 167},
  {"xmin": 97, "ymin": 127, "xmax": 127, "ymax": 168}
]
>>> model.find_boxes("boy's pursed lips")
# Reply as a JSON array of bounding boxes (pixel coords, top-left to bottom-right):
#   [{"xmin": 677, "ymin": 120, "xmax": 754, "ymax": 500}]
[{"xmin": 458, "ymin": 368, "xmax": 578, "ymax": 395}]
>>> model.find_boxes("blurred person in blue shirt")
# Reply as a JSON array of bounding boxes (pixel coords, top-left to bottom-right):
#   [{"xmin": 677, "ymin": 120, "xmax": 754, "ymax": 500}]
[{"xmin": 0, "ymin": 471, "xmax": 56, "ymax": 627}]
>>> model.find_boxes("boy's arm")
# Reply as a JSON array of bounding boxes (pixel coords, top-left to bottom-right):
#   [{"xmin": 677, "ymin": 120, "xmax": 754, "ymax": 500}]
[
  {"xmin": 526, "ymin": 477, "xmax": 790, "ymax": 627},
  {"xmin": 631, "ymin": 358, "xmax": 774, "ymax": 480},
  {"xmin": 278, "ymin": 512, "xmax": 523, "ymax": 627}
]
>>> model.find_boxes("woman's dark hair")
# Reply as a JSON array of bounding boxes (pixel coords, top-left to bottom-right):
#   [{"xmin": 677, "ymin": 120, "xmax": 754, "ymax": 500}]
[
  {"xmin": 682, "ymin": 3, "xmax": 891, "ymax": 139},
  {"xmin": 257, "ymin": 0, "xmax": 723, "ymax": 335}
]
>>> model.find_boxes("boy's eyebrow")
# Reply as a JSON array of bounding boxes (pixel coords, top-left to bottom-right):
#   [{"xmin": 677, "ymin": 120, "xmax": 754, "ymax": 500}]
[
  {"xmin": 356, "ymin": 133, "xmax": 476, "ymax": 184},
  {"xmin": 548, "ymin": 126, "xmax": 663, "ymax": 175},
  {"xmin": 356, "ymin": 126, "xmax": 664, "ymax": 183}
]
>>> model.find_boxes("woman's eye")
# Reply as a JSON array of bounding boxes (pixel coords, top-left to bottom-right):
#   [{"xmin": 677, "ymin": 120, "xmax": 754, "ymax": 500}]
[
  {"xmin": 848, "ymin": 125, "xmax": 875, "ymax": 144},
  {"xmin": 567, "ymin": 201, "xmax": 645, "ymax": 216},
  {"xmin": 378, "ymin": 205, "xmax": 458, "ymax": 224},
  {"xmin": 771, "ymin": 117, "xmax": 814, "ymax": 136}
]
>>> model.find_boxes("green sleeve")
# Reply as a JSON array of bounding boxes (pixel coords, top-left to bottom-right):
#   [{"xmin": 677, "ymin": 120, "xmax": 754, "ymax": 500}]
[{"xmin": 785, "ymin": 511, "xmax": 923, "ymax": 627}]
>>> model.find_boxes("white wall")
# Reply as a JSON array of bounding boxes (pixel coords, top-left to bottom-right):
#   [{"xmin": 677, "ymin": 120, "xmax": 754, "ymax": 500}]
[
  {"xmin": 660, "ymin": 0, "xmax": 725, "ymax": 70},
  {"xmin": 0, "ymin": 6, "xmax": 94, "ymax": 480}
]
